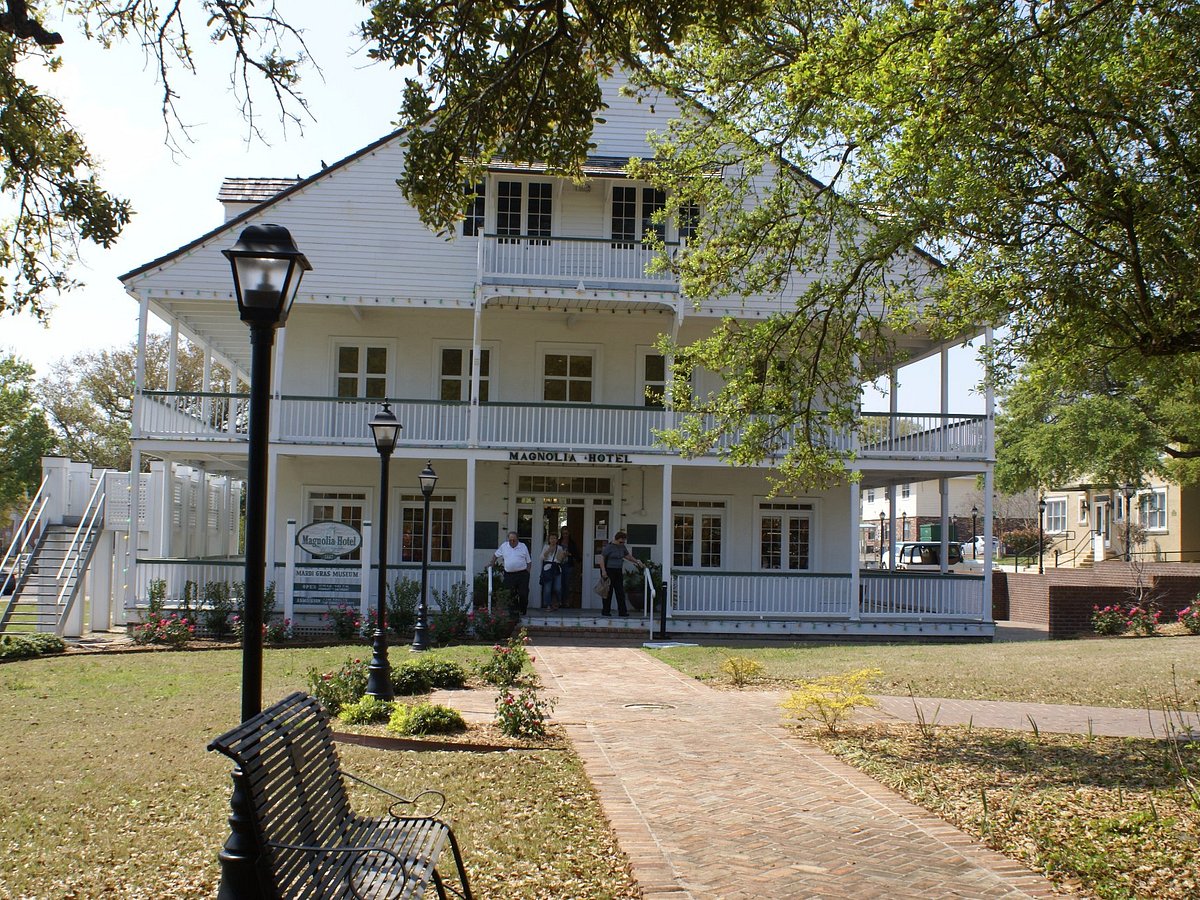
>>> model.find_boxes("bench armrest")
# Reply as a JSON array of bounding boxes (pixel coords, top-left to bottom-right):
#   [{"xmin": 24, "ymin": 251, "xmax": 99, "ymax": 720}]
[
  {"xmin": 265, "ymin": 840, "xmax": 414, "ymax": 900},
  {"xmin": 343, "ymin": 771, "xmax": 447, "ymax": 819}
]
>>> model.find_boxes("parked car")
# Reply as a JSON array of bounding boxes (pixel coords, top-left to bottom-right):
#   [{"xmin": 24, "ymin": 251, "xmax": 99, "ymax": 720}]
[
  {"xmin": 893, "ymin": 541, "xmax": 965, "ymax": 572},
  {"xmin": 961, "ymin": 536, "xmax": 1003, "ymax": 559}
]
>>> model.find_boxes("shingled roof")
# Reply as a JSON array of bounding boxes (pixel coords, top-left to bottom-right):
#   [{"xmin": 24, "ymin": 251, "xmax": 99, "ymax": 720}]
[{"xmin": 217, "ymin": 177, "xmax": 302, "ymax": 204}]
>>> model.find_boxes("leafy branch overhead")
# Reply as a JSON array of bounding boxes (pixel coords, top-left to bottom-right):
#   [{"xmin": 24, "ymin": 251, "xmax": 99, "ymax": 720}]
[{"xmin": 0, "ymin": 0, "xmax": 314, "ymax": 319}]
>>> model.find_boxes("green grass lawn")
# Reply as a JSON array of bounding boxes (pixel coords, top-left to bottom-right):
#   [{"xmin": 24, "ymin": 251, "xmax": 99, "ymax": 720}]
[
  {"xmin": 647, "ymin": 635, "xmax": 1200, "ymax": 707},
  {"xmin": 0, "ymin": 646, "xmax": 638, "ymax": 899}
]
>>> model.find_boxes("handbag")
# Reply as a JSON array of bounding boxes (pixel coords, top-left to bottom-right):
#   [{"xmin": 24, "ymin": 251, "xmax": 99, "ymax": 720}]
[{"xmin": 593, "ymin": 577, "xmax": 612, "ymax": 599}]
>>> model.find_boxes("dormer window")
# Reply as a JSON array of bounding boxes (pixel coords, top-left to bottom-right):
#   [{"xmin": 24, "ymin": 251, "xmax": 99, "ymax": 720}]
[
  {"xmin": 497, "ymin": 179, "xmax": 553, "ymax": 243},
  {"xmin": 462, "ymin": 182, "xmax": 485, "ymax": 236}
]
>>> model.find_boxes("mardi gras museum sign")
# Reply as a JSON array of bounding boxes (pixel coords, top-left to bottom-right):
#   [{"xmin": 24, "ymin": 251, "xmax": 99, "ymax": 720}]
[{"xmin": 296, "ymin": 521, "xmax": 362, "ymax": 560}]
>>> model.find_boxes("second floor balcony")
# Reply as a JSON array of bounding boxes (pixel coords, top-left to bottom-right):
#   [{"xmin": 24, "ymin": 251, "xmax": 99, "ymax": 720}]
[
  {"xmin": 137, "ymin": 391, "xmax": 988, "ymax": 462},
  {"xmin": 479, "ymin": 235, "xmax": 679, "ymax": 293}
]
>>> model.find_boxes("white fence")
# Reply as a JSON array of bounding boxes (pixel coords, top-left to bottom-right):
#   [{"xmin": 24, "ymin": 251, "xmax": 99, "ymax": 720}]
[
  {"xmin": 277, "ymin": 397, "xmax": 469, "ymax": 445},
  {"xmin": 481, "ymin": 236, "xmax": 678, "ymax": 288},
  {"xmin": 672, "ymin": 571, "xmax": 987, "ymax": 620}
]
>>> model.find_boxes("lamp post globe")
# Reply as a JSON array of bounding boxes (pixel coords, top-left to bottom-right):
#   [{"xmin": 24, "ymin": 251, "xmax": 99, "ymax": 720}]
[
  {"xmin": 218, "ymin": 223, "xmax": 309, "ymax": 900},
  {"xmin": 413, "ymin": 462, "xmax": 438, "ymax": 652},
  {"xmin": 365, "ymin": 403, "xmax": 402, "ymax": 701}
]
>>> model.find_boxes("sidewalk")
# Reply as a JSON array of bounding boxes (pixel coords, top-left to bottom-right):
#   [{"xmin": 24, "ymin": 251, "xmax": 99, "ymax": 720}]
[{"xmin": 531, "ymin": 641, "xmax": 1064, "ymax": 899}]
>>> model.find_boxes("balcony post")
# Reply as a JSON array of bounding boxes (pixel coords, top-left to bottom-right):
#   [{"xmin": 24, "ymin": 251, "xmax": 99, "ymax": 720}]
[{"xmin": 849, "ymin": 478, "xmax": 861, "ymax": 620}]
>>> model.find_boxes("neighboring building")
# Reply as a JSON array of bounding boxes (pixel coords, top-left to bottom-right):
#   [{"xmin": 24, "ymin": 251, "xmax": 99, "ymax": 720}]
[
  {"xmin": 99, "ymin": 74, "xmax": 997, "ymax": 639},
  {"xmin": 1041, "ymin": 475, "xmax": 1200, "ymax": 567}
]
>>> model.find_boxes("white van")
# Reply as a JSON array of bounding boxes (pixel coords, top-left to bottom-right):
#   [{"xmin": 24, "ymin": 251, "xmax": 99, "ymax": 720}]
[{"xmin": 893, "ymin": 541, "xmax": 965, "ymax": 572}]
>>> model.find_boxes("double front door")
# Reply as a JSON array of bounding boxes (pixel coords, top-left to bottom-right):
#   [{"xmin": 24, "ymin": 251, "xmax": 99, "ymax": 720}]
[{"xmin": 515, "ymin": 493, "xmax": 612, "ymax": 609}]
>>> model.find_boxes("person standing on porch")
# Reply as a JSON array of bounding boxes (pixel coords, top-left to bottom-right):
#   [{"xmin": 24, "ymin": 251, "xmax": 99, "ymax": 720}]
[
  {"xmin": 494, "ymin": 532, "xmax": 533, "ymax": 615},
  {"xmin": 539, "ymin": 533, "xmax": 567, "ymax": 610},
  {"xmin": 558, "ymin": 526, "xmax": 580, "ymax": 606},
  {"xmin": 599, "ymin": 531, "xmax": 643, "ymax": 617}
]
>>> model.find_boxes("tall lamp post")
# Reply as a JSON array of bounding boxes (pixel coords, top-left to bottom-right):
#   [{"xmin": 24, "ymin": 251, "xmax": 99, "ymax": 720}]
[
  {"xmin": 878, "ymin": 511, "xmax": 886, "ymax": 568},
  {"xmin": 218, "ymin": 224, "xmax": 310, "ymax": 899},
  {"xmin": 971, "ymin": 505, "xmax": 979, "ymax": 559},
  {"xmin": 1037, "ymin": 496, "xmax": 1046, "ymax": 575},
  {"xmin": 412, "ymin": 462, "xmax": 438, "ymax": 651},
  {"xmin": 1122, "ymin": 482, "xmax": 1134, "ymax": 561},
  {"xmin": 366, "ymin": 403, "xmax": 402, "ymax": 700},
  {"xmin": 901, "ymin": 512, "xmax": 908, "ymax": 543}
]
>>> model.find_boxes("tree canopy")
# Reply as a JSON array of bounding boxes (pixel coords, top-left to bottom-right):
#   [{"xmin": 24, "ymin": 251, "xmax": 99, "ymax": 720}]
[
  {"xmin": 0, "ymin": 0, "xmax": 311, "ymax": 318},
  {"xmin": 0, "ymin": 351, "xmax": 56, "ymax": 517}
]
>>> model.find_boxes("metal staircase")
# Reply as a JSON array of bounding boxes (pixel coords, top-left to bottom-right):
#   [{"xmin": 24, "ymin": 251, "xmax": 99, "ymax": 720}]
[{"xmin": 1, "ymin": 476, "xmax": 105, "ymax": 636}]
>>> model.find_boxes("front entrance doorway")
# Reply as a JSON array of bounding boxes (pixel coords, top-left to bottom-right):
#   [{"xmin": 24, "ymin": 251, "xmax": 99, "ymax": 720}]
[{"xmin": 513, "ymin": 473, "xmax": 614, "ymax": 609}]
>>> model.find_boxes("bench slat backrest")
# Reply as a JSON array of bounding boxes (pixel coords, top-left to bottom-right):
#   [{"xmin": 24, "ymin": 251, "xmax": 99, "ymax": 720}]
[{"xmin": 209, "ymin": 692, "xmax": 355, "ymax": 897}]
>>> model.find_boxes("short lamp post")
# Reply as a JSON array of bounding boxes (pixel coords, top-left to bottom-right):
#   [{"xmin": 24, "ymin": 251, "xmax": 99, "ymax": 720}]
[
  {"xmin": 878, "ymin": 511, "xmax": 886, "ymax": 568},
  {"xmin": 412, "ymin": 462, "xmax": 438, "ymax": 652},
  {"xmin": 901, "ymin": 512, "xmax": 908, "ymax": 543},
  {"xmin": 1122, "ymin": 482, "xmax": 1135, "ymax": 562},
  {"xmin": 366, "ymin": 403, "xmax": 402, "ymax": 700},
  {"xmin": 1037, "ymin": 496, "xmax": 1047, "ymax": 575},
  {"xmin": 971, "ymin": 505, "xmax": 979, "ymax": 559},
  {"xmin": 218, "ymin": 223, "xmax": 310, "ymax": 900}
]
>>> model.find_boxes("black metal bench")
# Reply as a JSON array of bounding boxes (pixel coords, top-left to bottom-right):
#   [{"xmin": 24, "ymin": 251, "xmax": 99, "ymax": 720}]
[{"xmin": 209, "ymin": 692, "xmax": 472, "ymax": 899}]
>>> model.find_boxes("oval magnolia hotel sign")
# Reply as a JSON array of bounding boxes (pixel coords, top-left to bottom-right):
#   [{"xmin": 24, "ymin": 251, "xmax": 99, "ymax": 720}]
[{"xmin": 296, "ymin": 521, "xmax": 363, "ymax": 560}]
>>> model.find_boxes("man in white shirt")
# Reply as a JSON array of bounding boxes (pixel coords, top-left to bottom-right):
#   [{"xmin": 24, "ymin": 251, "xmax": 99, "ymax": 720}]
[{"xmin": 494, "ymin": 531, "xmax": 533, "ymax": 615}]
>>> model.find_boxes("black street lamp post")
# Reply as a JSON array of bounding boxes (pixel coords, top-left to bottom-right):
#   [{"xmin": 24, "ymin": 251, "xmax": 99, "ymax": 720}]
[
  {"xmin": 901, "ymin": 512, "xmax": 908, "ymax": 543},
  {"xmin": 412, "ymin": 462, "xmax": 438, "ymax": 652},
  {"xmin": 366, "ymin": 403, "xmax": 402, "ymax": 700},
  {"xmin": 218, "ymin": 223, "xmax": 310, "ymax": 900},
  {"xmin": 971, "ymin": 505, "xmax": 978, "ymax": 560},
  {"xmin": 878, "ymin": 511, "xmax": 886, "ymax": 568},
  {"xmin": 1037, "ymin": 496, "xmax": 1047, "ymax": 575},
  {"xmin": 1122, "ymin": 482, "xmax": 1135, "ymax": 562}
]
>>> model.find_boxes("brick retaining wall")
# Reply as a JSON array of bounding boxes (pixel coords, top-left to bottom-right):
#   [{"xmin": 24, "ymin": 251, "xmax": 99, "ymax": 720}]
[{"xmin": 994, "ymin": 563, "xmax": 1200, "ymax": 638}]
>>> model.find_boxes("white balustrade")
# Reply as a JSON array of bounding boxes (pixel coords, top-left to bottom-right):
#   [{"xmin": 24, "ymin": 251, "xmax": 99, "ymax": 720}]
[
  {"xmin": 134, "ymin": 559, "xmax": 245, "ymax": 607},
  {"xmin": 139, "ymin": 391, "xmax": 248, "ymax": 439},
  {"xmin": 672, "ymin": 572, "xmax": 852, "ymax": 617},
  {"xmin": 859, "ymin": 573, "xmax": 986, "ymax": 618},
  {"xmin": 481, "ymin": 236, "xmax": 678, "ymax": 287},
  {"xmin": 276, "ymin": 397, "xmax": 469, "ymax": 445}
]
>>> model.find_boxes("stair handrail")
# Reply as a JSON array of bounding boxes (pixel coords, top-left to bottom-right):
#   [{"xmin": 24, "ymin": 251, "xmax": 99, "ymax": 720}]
[
  {"xmin": 643, "ymin": 564, "xmax": 657, "ymax": 641},
  {"xmin": 56, "ymin": 472, "xmax": 107, "ymax": 580},
  {"xmin": 0, "ymin": 476, "xmax": 50, "ymax": 580},
  {"xmin": 1054, "ymin": 529, "xmax": 1095, "ymax": 568}
]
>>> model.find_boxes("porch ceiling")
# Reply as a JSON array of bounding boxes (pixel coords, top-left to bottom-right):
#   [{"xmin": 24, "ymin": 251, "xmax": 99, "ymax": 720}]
[
  {"xmin": 481, "ymin": 286, "xmax": 678, "ymax": 314},
  {"xmin": 149, "ymin": 294, "xmax": 252, "ymax": 372}
]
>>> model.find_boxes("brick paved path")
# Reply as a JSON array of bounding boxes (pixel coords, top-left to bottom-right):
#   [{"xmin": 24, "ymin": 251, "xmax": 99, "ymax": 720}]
[{"xmin": 532, "ymin": 642, "xmax": 1063, "ymax": 899}]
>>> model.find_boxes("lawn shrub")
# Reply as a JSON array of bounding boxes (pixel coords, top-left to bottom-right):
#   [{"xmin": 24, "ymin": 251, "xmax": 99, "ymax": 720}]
[
  {"xmin": 338, "ymin": 695, "xmax": 393, "ymax": 725},
  {"xmin": 325, "ymin": 604, "xmax": 363, "ymax": 642},
  {"xmin": 781, "ymin": 668, "xmax": 882, "ymax": 735},
  {"xmin": 1178, "ymin": 597, "xmax": 1200, "ymax": 635},
  {"xmin": 430, "ymin": 583, "xmax": 471, "ymax": 645},
  {"xmin": 387, "ymin": 577, "xmax": 419, "ymax": 638},
  {"xmin": 411, "ymin": 656, "xmax": 468, "ymax": 689},
  {"xmin": 495, "ymin": 687, "xmax": 555, "ymax": 739},
  {"xmin": 1126, "ymin": 605, "xmax": 1161, "ymax": 637},
  {"xmin": 390, "ymin": 662, "xmax": 433, "ymax": 696},
  {"xmin": 131, "ymin": 611, "xmax": 195, "ymax": 647},
  {"xmin": 387, "ymin": 702, "xmax": 466, "ymax": 736},
  {"xmin": 1092, "ymin": 605, "xmax": 1127, "ymax": 636},
  {"xmin": 476, "ymin": 630, "xmax": 533, "ymax": 687},
  {"xmin": 0, "ymin": 633, "xmax": 67, "ymax": 661},
  {"xmin": 719, "ymin": 655, "xmax": 764, "ymax": 687},
  {"xmin": 307, "ymin": 657, "xmax": 368, "ymax": 715},
  {"xmin": 470, "ymin": 604, "xmax": 519, "ymax": 642},
  {"xmin": 201, "ymin": 581, "xmax": 235, "ymax": 638}
]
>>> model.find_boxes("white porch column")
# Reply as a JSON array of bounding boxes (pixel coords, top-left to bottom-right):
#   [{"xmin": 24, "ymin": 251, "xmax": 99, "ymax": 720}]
[
  {"xmin": 124, "ymin": 453, "xmax": 141, "ymax": 619},
  {"xmin": 265, "ymin": 449, "xmax": 280, "ymax": 582},
  {"xmin": 132, "ymin": 294, "xmax": 150, "ymax": 440},
  {"xmin": 359, "ymin": 521, "xmax": 374, "ymax": 618},
  {"xmin": 849, "ymin": 477, "xmax": 861, "ymax": 620},
  {"xmin": 887, "ymin": 485, "xmax": 897, "ymax": 568},
  {"xmin": 889, "ymin": 367, "xmax": 898, "ymax": 446},
  {"xmin": 465, "ymin": 457, "xmax": 477, "ymax": 601},
  {"xmin": 149, "ymin": 461, "xmax": 169, "ymax": 557},
  {"xmin": 89, "ymin": 531, "xmax": 114, "ymax": 631},
  {"xmin": 201, "ymin": 347, "xmax": 213, "ymax": 424},
  {"xmin": 983, "ymin": 327, "xmax": 996, "ymax": 621},
  {"xmin": 940, "ymin": 345, "xmax": 949, "ymax": 452},
  {"xmin": 469, "ymin": 291, "xmax": 483, "ymax": 447},
  {"xmin": 270, "ymin": 327, "xmax": 287, "ymax": 442},
  {"xmin": 166, "ymin": 320, "xmax": 178, "ymax": 392},
  {"xmin": 660, "ymin": 462, "xmax": 673, "ymax": 632},
  {"xmin": 939, "ymin": 477, "xmax": 949, "ymax": 573},
  {"xmin": 283, "ymin": 520, "xmax": 297, "ymax": 626}
]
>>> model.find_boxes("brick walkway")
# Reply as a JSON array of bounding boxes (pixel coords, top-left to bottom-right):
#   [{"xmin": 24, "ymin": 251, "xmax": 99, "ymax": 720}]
[{"xmin": 531, "ymin": 641, "xmax": 1064, "ymax": 899}]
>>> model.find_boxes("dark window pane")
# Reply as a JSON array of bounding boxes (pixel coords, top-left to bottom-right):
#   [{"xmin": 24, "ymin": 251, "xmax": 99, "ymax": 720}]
[
  {"xmin": 366, "ymin": 347, "xmax": 387, "ymax": 374},
  {"xmin": 441, "ymin": 348, "xmax": 462, "ymax": 376},
  {"xmin": 545, "ymin": 354, "xmax": 567, "ymax": 377},
  {"xmin": 568, "ymin": 355, "xmax": 592, "ymax": 377},
  {"xmin": 364, "ymin": 378, "xmax": 386, "ymax": 399},
  {"xmin": 568, "ymin": 380, "xmax": 592, "ymax": 402},
  {"xmin": 337, "ymin": 377, "xmax": 358, "ymax": 398},
  {"xmin": 544, "ymin": 380, "xmax": 567, "ymax": 401},
  {"xmin": 338, "ymin": 346, "xmax": 358, "ymax": 374},
  {"xmin": 440, "ymin": 379, "xmax": 460, "ymax": 402}
]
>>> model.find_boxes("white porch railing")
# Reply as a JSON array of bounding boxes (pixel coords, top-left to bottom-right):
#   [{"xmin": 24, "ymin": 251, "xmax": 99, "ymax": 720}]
[
  {"xmin": 481, "ymin": 235, "xmax": 679, "ymax": 289},
  {"xmin": 672, "ymin": 570, "xmax": 987, "ymax": 620},
  {"xmin": 134, "ymin": 558, "xmax": 245, "ymax": 605},
  {"xmin": 673, "ymin": 572, "xmax": 853, "ymax": 617},
  {"xmin": 277, "ymin": 397, "xmax": 470, "ymax": 446},
  {"xmin": 859, "ymin": 572, "xmax": 986, "ymax": 618},
  {"xmin": 136, "ymin": 393, "xmax": 988, "ymax": 461}
]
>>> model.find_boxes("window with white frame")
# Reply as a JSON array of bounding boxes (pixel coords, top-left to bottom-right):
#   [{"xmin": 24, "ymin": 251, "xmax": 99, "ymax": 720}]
[
  {"xmin": 900, "ymin": 483, "xmax": 911, "ymax": 499},
  {"xmin": 672, "ymin": 500, "xmax": 725, "ymax": 568},
  {"xmin": 496, "ymin": 179, "xmax": 552, "ymax": 242},
  {"xmin": 462, "ymin": 182, "xmax": 484, "ymax": 236},
  {"xmin": 611, "ymin": 185, "xmax": 637, "ymax": 247},
  {"xmin": 1138, "ymin": 488, "xmax": 1167, "ymax": 531},
  {"xmin": 543, "ymin": 350, "xmax": 594, "ymax": 403},
  {"xmin": 641, "ymin": 188, "xmax": 666, "ymax": 242},
  {"xmin": 678, "ymin": 203, "xmax": 699, "ymax": 243},
  {"xmin": 1043, "ymin": 497, "xmax": 1067, "ymax": 533},
  {"xmin": 866, "ymin": 488, "xmax": 876, "ymax": 504},
  {"xmin": 639, "ymin": 350, "xmax": 666, "ymax": 408},
  {"xmin": 336, "ymin": 344, "xmax": 388, "ymax": 399},
  {"xmin": 438, "ymin": 346, "xmax": 492, "ymax": 402},
  {"xmin": 398, "ymin": 493, "xmax": 455, "ymax": 563},
  {"xmin": 307, "ymin": 491, "xmax": 368, "ymax": 560},
  {"xmin": 758, "ymin": 502, "xmax": 812, "ymax": 571}
]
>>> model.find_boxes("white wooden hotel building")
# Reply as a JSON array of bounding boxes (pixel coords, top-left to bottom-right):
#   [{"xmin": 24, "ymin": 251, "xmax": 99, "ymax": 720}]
[{"xmin": 117, "ymin": 76, "xmax": 997, "ymax": 639}]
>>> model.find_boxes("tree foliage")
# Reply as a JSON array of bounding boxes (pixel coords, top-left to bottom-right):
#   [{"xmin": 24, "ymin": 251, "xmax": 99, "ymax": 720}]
[
  {"xmin": 377, "ymin": 0, "xmax": 1200, "ymax": 488},
  {"xmin": 0, "ymin": 0, "xmax": 312, "ymax": 318},
  {"xmin": 38, "ymin": 335, "xmax": 228, "ymax": 469},
  {"xmin": 0, "ymin": 351, "xmax": 56, "ymax": 517}
]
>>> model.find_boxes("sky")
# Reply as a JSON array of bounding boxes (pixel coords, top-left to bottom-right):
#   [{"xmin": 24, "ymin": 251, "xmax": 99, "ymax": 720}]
[{"xmin": 1, "ymin": 4, "xmax": 986, "ymax": 412}]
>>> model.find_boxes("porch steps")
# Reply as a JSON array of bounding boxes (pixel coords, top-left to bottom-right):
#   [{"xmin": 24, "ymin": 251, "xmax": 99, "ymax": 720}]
[{"xmin": 0, "ymin": 524, "xmax": 102, "ymax": 636}]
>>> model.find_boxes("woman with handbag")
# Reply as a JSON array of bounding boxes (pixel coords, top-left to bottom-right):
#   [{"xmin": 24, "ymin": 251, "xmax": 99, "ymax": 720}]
[
  {"xmin": 598, "ymin": 531, "xmax": 643, "ymax": 617},
  {"xmin": 539, "ymin": 533, "xmax": 567, "ymax": 610}
]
